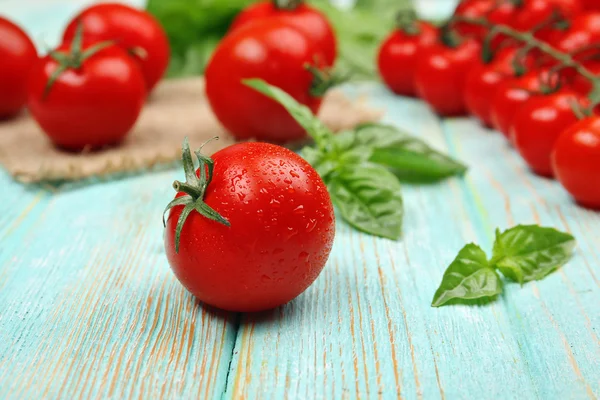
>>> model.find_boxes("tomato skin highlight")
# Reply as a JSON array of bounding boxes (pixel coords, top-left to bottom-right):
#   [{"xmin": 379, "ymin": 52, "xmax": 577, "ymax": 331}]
[
  {"xmin": 414, "ymin": 39, "xmax": 481, "ymax": 116},
  {"xmin": 0, "ymin": 17, "xmax": 37, "ymax": 119},
  {"xmin": 206, "ymin": 20, "xmax": 322, "ymax": 143},
  {"xmin": 165, "ymin": 142, "xmax": 335, "ymax": 312},
  {"xmin": 377, "ymin": 22, "xmax": 438, "ymax": 97},
  {"xmin": 512, "ymin": 90, "xmax": 584, "ymax": 177},
  {"xmin": 27, "ymin": 44, "xmax": 146, "ymax": 151},
  {"xmin": 553, "ymin": 116, "xmax": 600, "ymax": 209},
  {"xmin": 63, "ymin": 3, "xmax": 170, "ymax": 92},
  {"xmin": 229, "ymin": 1, "xmax": 336, "ymax": 66}
]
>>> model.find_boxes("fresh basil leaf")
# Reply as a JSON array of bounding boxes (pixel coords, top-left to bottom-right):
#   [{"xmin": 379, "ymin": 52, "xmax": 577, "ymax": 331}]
[
  {"xmin": 243, "ymin": 79, "xmax": 333, "ymax": 147},
  {"xmin": 490, "ymin": 225, "xmax": 576, "ymax": 284},
  {"xmin": 327, "ymin": 163, "xmax": 403, "ymax": 240},
  {"xmin": 351, "ymin": 124, "xmax": 468, "ymax": 182},
  {"xmin": 432, "ymin": 244, "xmax": 503, "ymax": 307}
]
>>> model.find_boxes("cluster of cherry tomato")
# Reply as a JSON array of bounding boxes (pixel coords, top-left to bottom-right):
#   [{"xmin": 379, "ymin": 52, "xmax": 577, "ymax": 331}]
[
  {"xmin": 377, "ymin": 0, "xmax": 600, "ymax": 209},
  {"xmin": 204, "ymin": 0, "xmax": 337, "ymax": 143},
  {"xmin": 0, "ymin": 4, "xmax": 169, "ymax": 151}
]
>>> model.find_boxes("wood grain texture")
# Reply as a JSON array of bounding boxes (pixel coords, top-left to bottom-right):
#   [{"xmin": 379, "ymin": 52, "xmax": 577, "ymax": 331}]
[{"xmin": 0, "ymin": 86, "xmax": 599, "ymax": 400}]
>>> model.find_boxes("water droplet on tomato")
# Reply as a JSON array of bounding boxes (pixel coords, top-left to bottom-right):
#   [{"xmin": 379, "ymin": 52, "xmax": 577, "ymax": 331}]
[
  {"xmin": 290, "ymin": 170, "xmax": 300, "ymax": 178},
  {"xmin": 293, "ymin": 205, "xmax": 304, "ymax": 214},
  {"xmin": 273, "ymin": 248, "xmax": 284, "ymax": 254},
  {"xmin": 283, "ymin": 178, "xmax": 292, "ymax": 185},
  {"xmin": 299, "ymin": 251, "xmax": 309, "ymax": 261},
  {"xmin": 261, "ymin": 274, "xmax": 271, "ymax": 282},
  {"xmin": 306, "ymin": 219, "xmax": 317, "ymax": 232},
  {"xmin": 270, "ymin": 198, "xmax": 280, "ymax": 207},
  {"xmin": 259, "ymin": 187, "xmax": 269, "ymax": 195},
  {"xmin": 237, "ymin": 193, "xmax": 246, "ymax": 201}
]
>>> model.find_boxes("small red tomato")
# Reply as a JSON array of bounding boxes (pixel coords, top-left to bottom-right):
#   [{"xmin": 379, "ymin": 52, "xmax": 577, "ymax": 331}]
[
  {"xmin": 512, "ymin": 90, "xmax": 585, "ymax": 177},
  {"xmin": 27, "ymin": 40, "xmax": 146, "ymax": 151},
  {"xmin": 206, "ymin": 20, "xmax": 323, "ymax": 143},
  {"xmin": 553, "ymin": 116, "xmax": 600, "ymax": 208},
  {"xmin": 377, "ymin": 20, "xmax": 437, "ymax": 96},
  {"xmin": 229, "ymin": 0, "xmax": 336, "ymax": 66},
  {"xmin": 547, "ymin": 12, "xmax": 600, "ymax": 59},
  {"xmin": 0, "ymin": 17, "xmax": 37, "ymax": 119},
  {"xmin": 464, "ymin": 47, "xmax": 533, "ymax": 127},
  {"xmin": 570, "ymin": 62, "xmax": 600, "ymax": 96},
  {"xmin": 165, "ymin": 141, "xmax": 335, "ymax": 312},
  {"xmin": 414, "ymin": 38, "xmax": 481, "ymax": 116},
  {"xmin": 490, "ymin": 69, "xmax": 561, "ymax": 139},
  {"xmin": 63, "ymin": 3, "xmax": 170, "ymax": 92},
  {"xmin": 453, "ymin": 0, "xmax": 518, "ymax": 41},
  {"xmin": 513, "ymin": 0, "xmax": 583, "ymax": 40}
]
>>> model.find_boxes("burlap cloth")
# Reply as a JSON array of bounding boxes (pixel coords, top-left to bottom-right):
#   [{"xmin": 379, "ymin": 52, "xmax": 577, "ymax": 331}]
[{"xmin": 0, "ymin": 78, "xmax": 382, "ymax": 183}]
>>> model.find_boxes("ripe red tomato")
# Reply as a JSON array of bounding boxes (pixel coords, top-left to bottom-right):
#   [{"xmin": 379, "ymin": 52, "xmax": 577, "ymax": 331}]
[
  {"xmin": 0, "ymin": 17, "xmax": 37, "ymax": 119},
  {"xmin": 513, "ymin": 0, "xmax": 583, "ymax": 38},
  {"xmin": 490, "ymin": 69, "xmax": 560, "ymax": 139},
  {"xmin": 570, "ymin": 62, "xmax": 600, "ymax": 96},
  {"xmin": 453, "ymin": 0, "xmax": 518, "ymax": 40},
  {"xmin": 552, "ymin": 116, "xmax": 600, "ymax": 208},
  {"xmin": 464, "ymin": 47, "xmax": 532, "ymax": 127},
  {"xmin": 377, "ymin": 21, "xmax": 437, "ymax": 96},
  {"xmin": 414, "ymin": 38, "xmax": 481, "ymax": 116},
  {"xmin": 229, "ymin": 0, "xmax": 336, "ymax": 66},
  {"xmin": 63, "ymin": 3, "xmax": 170, "ymax": 91},
  {"xmin": 165, "ymin": 142, "xmax": 335, "ymax": 312},
  {"xmin": 547, "ymin": 12, "xmax": 600, "ymax": 58},
  {"xmin": 206, "ymin": 20, "xmax": 323, "ymax": 143},
  {"xmin": 27, "ymin": 42, "xmax": 146, "ymax": 151},
  {"xmin": 512, "ymin": 90, "xmax": 585, "ymax": 177}
]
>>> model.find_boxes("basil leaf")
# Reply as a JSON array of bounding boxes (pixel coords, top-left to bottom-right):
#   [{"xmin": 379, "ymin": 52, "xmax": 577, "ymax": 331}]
[
  {"xmin": 327, "ymin": 163, "xmax": 403, "ymax": 240},
  {"xmin": 432, "ymin": 244, "xmax": 503, "ymax": 307},
  {"xmin": 243, "ymin": 79, "xmax": 333, "ymax": 147},
  {"xmin": 490, "ymin": 225, "xmax": 576, "ymax": 284},
  {"xmin": 350, "ymin": 123, "xmax": 468, "ymax": 182}
]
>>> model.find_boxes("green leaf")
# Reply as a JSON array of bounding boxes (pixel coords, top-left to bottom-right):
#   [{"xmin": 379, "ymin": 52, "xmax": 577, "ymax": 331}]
[
  {"xmin": 432, "ymin": 244, "xmax": 503, "ymax": 307},
  {"xmin": 243, "ymin": 79, "xmax": 333, "ymax": 147},
  {"xmin": 490, "ymin": 225, "xmax": 576, "ymax": 284},
  {"xmin": 349, "ymin": 124, "xmax": 468, "ymax": 182},
  {"xmin": 327, "ymin": 163, "xmax": 403, "ymax": 240}
]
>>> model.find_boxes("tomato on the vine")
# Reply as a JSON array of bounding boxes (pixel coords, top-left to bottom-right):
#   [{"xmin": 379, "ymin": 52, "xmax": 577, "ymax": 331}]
[
  {"xmin": 206, "ymin": 19, "xmax": 326, "ymax": 143},
  {"xmin": 570, "ymin": 62, "xmax": 600, "ymax": 96},
  {"xmin": 229, "ymin": 0, "xmax": 336, "ymax": 66},
  {"xmin": 165, "ymin": 140, "xmax": 335, "ymax": 312},
  {"xmin": 513, "ymin": 0, "xmax": 583, "ymax": 40},
  {"xmin": 547, "ymin": 12, "xmax": 600, "ymax": 59},
  {"xmin": 0, "ymin": 17, "xmax": 37, "ymax": 119},
  {"xmin": 27, "ymin": 37, "xmax": 146, "ymax": 151},
  {"xmin": 63, "ymin": 3, "xmax": 170, "ymax": 91},
  {"xmin": 453, "ymin": 0, "xmax": 518, "ymax": 41},
  {"xmin": 464, "ymin": 47, "xmax": 532, "ymax": 127},
  {"xmin": 552, "ymin": 116, "xmax": 600, "ymax": 208},
  {"xmin": 512, "ymin": 90, "xmax": 585, "ymax": 177},
  {"xmin": 490, "ymin": 69, "xmax": 561, "ymax": 139},
  {"xmin": 414, "ymin": 37, "xmax": 481, "ymax": 116},
  {"xmin": 377, "ymin": 14, "xmax": 437, "ymax": 97}
]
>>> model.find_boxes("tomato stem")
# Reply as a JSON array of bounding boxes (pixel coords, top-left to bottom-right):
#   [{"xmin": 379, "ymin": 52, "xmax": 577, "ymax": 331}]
[
  {"xmin": 164, "ymin": 137, "xmax": 230, "ymax": 253},
  {"xmin": 396, "ymin": 10, "xmax": 421, "ymax": 36},
  {"xmin": 306, "ymin": 63, "xmax": 349, "ymax": 98},
  {"xmin": 273, "ymin": 0, "xmax": 303, "ymax": 11}
]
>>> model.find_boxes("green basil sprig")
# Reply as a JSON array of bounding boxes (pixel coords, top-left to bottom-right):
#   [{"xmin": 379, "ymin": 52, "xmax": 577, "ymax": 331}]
[
  {"xmin": 432, "ymin": 225, "xmax": 576, "ymax": 307},
  {"xmin": 244, "ymin": 79, "xmax": 466, "ymax": 240}
]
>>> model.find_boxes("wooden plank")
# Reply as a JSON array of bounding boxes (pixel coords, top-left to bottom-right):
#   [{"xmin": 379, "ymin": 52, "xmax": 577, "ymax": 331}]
[
  {"xmin": 223, "ymin": 84, "xmax": 600, "ymax": 399},
  {"xmin": 0, "ymin": 170, "xmax": 237, "ymax": 399}
]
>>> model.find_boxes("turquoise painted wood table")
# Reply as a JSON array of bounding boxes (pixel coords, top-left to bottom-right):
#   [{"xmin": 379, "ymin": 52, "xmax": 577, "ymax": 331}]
[
  {"xmin": 1, "ymin": 1, "xmax": 599, "ymax": 399},
  {"xmin": 1, "ymin": 83, "xmax": 599, "ymax": 399}
]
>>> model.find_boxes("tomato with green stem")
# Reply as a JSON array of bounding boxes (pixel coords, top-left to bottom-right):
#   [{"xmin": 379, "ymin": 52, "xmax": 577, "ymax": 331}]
[
  {"xmin": 453, "ymin": 0, "xmax": 518, "ymax": 41},
  {"xmin": 27, "ymin": 26, "xmax": 146, "ymax": 151},
  {"xmin": 513, "ymin": 0, "xmax": 583, "ymax": 40},
  {"xmin": 164, "ymin": 139, "xmax": 335, "ymax": 312},
  {"xmin": 547, "ymin": 12, "xmax": 600, "ymax": 60},
  {"xmin": 552, "ymin": 116, "xmax": 600, "ymax": 208},
  {"xmin": 511, "ymin": 89, "xmax": 586, "ymax": 177},
  {"xmin": 229, "ymin": 0, "xmax": 336, "ymax": 66},
  {"xmin": 206, "ymin": 19, "xmax": 333, "ymax": 143},
  {"xmin": 490, "ymin": 69, "xmax": 562, "ymax": 139},
  {"xmin": 63, "ymin": 3, "xmax": 170, "ymax": 92},
  {"xmin": 377, "ymin": 11, "xmax": 437, "ymax": 97},
  {"xmin": 0, "ymin": 17, "xmax": 37, "ymax": 119},
  {"xmin": 464, "ymin": 46, "xmax": 532, "ymax": 127},
  {"xmin": 414, "ymin": 32, "xmax": 481, "ymax": 116}
]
